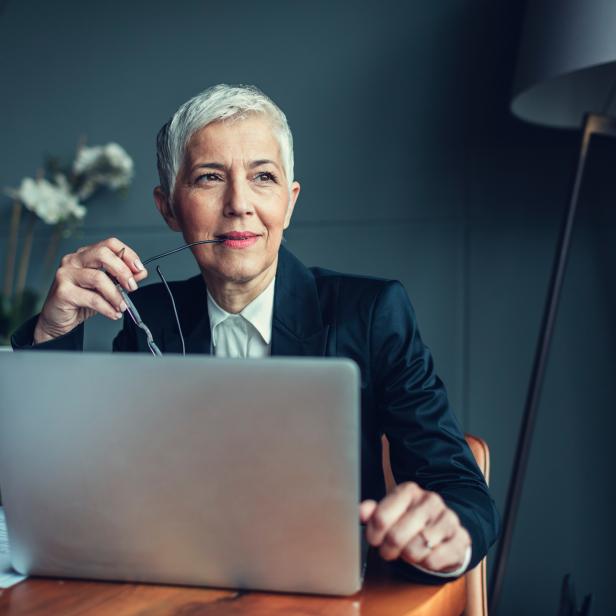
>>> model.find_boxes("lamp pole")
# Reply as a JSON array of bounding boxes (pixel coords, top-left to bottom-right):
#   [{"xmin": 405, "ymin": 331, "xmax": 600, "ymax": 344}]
[{"xmin": 488, "ymin": 113, "xmax": 616, "ymax": 614}]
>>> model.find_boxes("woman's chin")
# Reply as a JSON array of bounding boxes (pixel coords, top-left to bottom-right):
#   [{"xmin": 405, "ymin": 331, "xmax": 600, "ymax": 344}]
[{"xmin": 201, "ymin": 258, "xmax": 275, "ymax": 287}]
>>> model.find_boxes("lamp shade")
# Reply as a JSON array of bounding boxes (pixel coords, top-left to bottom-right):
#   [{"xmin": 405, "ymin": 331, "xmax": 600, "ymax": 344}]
[{"xmin": 511, "ymin": 0, "xmax": 616, "ymax": 128}]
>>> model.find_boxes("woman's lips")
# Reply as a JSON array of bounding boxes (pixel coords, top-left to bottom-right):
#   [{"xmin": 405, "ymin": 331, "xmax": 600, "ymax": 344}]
[{"xmin": 216, "ymin": 232, "xmax": 260, "ymax": 249}]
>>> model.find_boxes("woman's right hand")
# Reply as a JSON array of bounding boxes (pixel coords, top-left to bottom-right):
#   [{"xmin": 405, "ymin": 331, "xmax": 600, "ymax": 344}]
[{"xmin": 33, "ymin": 237, "xmax": 148, "ymax": 344}]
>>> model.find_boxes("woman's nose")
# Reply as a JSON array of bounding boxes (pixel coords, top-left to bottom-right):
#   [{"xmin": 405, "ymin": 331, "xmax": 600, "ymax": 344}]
[{"xmin": 223, "ymin": 177, "xmax": 254, "ymax": 217}]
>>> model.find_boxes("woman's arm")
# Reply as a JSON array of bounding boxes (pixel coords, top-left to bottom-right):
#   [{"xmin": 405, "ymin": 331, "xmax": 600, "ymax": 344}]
[
  {"xmin": 11, "ymin": 237, "xmax": 147, "ymax": 351},
  {"xmin": 363, "ymin": 280, "xmax": 500, "ymax": 579}
]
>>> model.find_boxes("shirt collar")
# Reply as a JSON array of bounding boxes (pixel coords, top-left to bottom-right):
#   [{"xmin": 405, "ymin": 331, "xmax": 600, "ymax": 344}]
[{"xmin": 206, "ymin": 276, "xmax": 276, "ymax": 346}]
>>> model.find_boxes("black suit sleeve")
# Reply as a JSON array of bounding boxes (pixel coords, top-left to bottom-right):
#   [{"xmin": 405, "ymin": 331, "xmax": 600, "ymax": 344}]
[
  {"xmin": 370, "ymin": 281, "xmax": 500, "ymax": 581},
  {"xmin": 11, "ymin": 314, "xmax": 85, "ymax": 351},
  {"xmin": 11, "ymin": 313, "xmax": 136, "ymax": 352}
]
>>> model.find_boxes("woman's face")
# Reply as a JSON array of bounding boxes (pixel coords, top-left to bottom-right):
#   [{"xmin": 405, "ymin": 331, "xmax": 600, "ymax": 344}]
[{"xmin": 155, "ymin": 114, "xmax": 300, "ymax": 288}]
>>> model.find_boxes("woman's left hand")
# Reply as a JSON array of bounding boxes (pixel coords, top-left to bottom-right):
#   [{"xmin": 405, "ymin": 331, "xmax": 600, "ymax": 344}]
[{"xmin": 360, "ymin": 482, "xmax": 471, "ymax": 573}]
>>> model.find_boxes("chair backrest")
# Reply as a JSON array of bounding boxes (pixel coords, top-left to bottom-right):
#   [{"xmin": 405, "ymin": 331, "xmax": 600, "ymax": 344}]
[{"xmin": 381, "ymin": 433, "xmax": 490, "ymax": 616}]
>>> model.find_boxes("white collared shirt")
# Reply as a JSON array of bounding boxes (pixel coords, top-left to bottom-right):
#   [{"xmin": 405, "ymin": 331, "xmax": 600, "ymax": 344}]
[
  {"xmin": 206, "ymin": 275, "xmax": 471, "ymax": 577},
  {"xmin": 207, "ymin": 277, "xmax": 275, "ymax": 358}
]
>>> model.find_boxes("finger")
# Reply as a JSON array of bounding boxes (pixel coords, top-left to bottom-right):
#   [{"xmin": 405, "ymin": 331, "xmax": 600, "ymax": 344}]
[
  {"xmin": 103, "ymin": 237, "xmax": 148, "ymax": 281},
  {"xmin": 79, "ymin": 245, "xmax": 139, "ymax": 292},
  {"xmin": 76, "ymin": 269, "xmax": 128, "ymax": 313},
  {"xmin": 378, "ymin": 506, "xmax": 432, "ymax": 562},
  {"xmin": 396, "ymin": 508, "xmax": 454, "ymax": 564},
  {"xmin": 378, "ymin": 495, "xmax": 445, "ymax": 562},
  {"xmin": 365, "ymin": 483, "xmax": 423, "ymax": 547},
  {"xmin": 400, "ymin": 531, "xmax": 433, "ymax": 565},
  {"xmin": 420, "ymin": 508, "xmax": 460, "ymax": 550},
  {"xmin": 413, "ymin": 527, "xmax": 471, "ymax": 573},
  {"xmin": 60, "ymin": 251, "xmax": 83, "ymax": 269},
  {"xmin": 377, "ymin": 490, "xmax": 445, "ymax": 559},
  {"xmin": 68, "ymin": 240, "xmax": 148, "ymax": 284},
  {"xmin": 359, "ymin": 500, "xmax": 378, "ymax": 523},
  {"xmin": 70, "ymin": 287, "xmax": 124, "ymax": 321}
]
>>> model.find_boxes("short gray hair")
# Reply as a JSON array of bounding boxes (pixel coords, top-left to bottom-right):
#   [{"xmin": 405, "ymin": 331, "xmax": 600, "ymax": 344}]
[{"xmin": 156, "ymin": 84, "xmax": 295, "ymax": 197}]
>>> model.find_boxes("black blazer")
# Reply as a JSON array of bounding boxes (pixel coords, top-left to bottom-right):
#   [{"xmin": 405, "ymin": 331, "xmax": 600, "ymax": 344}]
[{"xmin": 13, "ymin": 245, "xmax": 500, "ymax": 582}]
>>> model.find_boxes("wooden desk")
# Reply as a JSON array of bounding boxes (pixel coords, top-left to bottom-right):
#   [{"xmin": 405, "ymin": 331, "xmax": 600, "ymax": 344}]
[{"xmin": 0, "ymin": 551, "xmax": 465, "ymax": 616}]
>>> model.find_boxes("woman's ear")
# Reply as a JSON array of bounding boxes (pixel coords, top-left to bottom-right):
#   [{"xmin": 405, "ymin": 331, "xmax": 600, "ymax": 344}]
[
  {"xmin": 154, "ymin": 186, "xmax": 181, "ymax": 231},
  {"xmin": 283, "ymin": 181, "xmax": 301, "ymax": 229}
]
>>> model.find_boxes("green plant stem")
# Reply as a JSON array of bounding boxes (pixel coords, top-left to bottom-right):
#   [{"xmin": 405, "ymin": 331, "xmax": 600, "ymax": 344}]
[
  {"xmin": 15, "ymin": 210, "xmax": 36, "ymax": 302},
  {"xmin": 3, "ymin": 200, "xmax": 22, "ymax": 300}
]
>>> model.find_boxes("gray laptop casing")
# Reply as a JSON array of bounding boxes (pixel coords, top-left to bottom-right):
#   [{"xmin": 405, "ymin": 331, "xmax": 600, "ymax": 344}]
[{"xmin": 0, "ymin": 351, "xmax": 361, "ymax": 595}]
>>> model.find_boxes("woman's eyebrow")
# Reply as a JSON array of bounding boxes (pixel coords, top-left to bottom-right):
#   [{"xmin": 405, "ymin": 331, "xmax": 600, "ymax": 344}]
[
  {"xmin": 191, "ymin": 160, "xmax": 280, "ymax": 171},
  {"xmin": 192, "ymin": 162, "xmax": 226, "ymax": 171},
  {"xmin": 250, "ymin": 159, "xmax": 281, "ymax": 170}
]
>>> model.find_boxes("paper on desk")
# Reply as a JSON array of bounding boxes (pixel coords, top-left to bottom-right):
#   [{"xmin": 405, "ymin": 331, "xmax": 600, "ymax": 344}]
[{"xmin": 0, "ymin": 508, "xmax": 27, "ymax": 588}]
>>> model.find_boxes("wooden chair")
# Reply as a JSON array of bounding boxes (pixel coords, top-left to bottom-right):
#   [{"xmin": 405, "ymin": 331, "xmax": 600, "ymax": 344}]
[{"xmin": 381, "ymin": 434, "xmax": 490, "ymax": 616}]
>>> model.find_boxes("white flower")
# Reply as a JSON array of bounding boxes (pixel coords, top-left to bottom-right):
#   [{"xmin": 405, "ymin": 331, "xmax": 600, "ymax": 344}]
[
  {"xmin": 73, "ymin": 142, "xmax": 134, "ymax": 199},
  {"xmin": 4, "ymin": 175, "xmax": 86, "ymax": 225}
]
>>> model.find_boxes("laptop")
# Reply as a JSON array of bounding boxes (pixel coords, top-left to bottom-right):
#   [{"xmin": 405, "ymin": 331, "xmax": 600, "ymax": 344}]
[{"xmin": 0, "ymin": 351, "xmax": 364, "ymax": 595}]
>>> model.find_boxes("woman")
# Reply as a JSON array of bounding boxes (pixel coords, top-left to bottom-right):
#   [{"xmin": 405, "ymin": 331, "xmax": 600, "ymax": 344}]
[{"xmin": 13, "ymin": 84, "xmax": 499, "ymax": 583}]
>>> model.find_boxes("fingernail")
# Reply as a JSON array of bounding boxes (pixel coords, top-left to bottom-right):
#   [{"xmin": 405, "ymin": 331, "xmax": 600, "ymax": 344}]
[
  {"xmin": 115, "ymin": 312, "xmax": 123, "ymax": 320},
  {"xmin": 119, "ymin": 301, "xmax": 128, "ymax": 312},
  {"xmin": 128, "ymin": 277, "xmax": 138, "ymax": 291},
  {"xmin": 134, "ymin": 259, "xmax": 144, "ymax": 272}
]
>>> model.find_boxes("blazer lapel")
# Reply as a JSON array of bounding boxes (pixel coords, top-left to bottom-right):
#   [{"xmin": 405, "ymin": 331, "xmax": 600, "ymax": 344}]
[
  {"xmin": 159, "ymin": 248, "xmax": 329, "ymax": 357},
  {"xmin": 182, "ymin": 315, "xmax": 212, "ymax": 354},
  {"xmin": 271, "ymin": 320, "xmax": 330, "ymax": 357},
  {"xmin": 160, "ymin": 275, "xmax": 212, "ymax": 355},
  {"xmin": 271, "ymin": 246, "xmax": 330, "ymax": 358}
]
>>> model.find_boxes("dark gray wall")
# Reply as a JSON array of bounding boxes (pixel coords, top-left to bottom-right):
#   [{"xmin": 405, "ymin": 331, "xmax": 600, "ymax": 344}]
[{"xmin": 1, "ymin": 1, "xmax": 614, "ymax": 614}]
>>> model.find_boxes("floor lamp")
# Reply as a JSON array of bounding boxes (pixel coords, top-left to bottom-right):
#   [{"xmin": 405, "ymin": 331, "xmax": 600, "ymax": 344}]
[{"xmin": 488, "ymin": 1, "xmax": 616, "ymax": 614}]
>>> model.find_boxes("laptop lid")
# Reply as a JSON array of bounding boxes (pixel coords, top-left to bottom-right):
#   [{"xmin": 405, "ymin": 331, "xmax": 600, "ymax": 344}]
[{"xmin": 0, "ymin": 351, "xmax": 361, "ymax": 595}]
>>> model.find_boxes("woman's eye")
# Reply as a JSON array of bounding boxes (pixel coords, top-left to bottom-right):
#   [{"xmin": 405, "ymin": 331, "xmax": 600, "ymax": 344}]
[
  {"xmin": 196, "ymin": 173, "xmax": 223, "ymax": 183},
  {"xmin": 255, "ymin": 171, "xmax": 277, "ymax": 183}
]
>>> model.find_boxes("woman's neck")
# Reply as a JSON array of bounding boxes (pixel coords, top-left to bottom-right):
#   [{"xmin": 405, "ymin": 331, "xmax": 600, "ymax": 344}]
[{"xmin": 202, "ymin": 263, "xmax": 276, "ymax": 314}]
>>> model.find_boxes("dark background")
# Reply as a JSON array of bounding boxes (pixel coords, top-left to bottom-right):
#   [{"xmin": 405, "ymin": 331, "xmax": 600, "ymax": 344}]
[{"xmin": 1, "ymin": 1, "xmax": 615, "ymax": 614}]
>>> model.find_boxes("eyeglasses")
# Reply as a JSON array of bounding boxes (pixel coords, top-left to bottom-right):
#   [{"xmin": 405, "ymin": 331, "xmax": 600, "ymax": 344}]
[{"xmin": 110, "ymin": 239, "xmax": 223, "ymax": 357}]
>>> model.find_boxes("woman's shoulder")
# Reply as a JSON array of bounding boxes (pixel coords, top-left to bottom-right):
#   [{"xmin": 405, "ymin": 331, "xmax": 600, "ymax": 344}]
[
  {"xmin": 309, "ymin": 265, "xmax": 409, "ymax": 312},
  {"xmin": 310, "ymin": 265, "xmax": 401, "ymax": 292}
]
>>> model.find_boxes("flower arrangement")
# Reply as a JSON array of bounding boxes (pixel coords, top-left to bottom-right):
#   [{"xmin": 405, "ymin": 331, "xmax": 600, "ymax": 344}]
[{"xmin": 0, "ymin": 141, "xmax": 134, "ymax": 344}]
